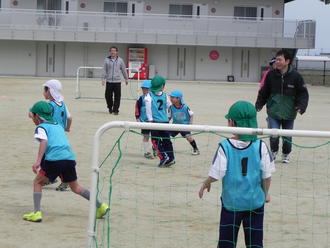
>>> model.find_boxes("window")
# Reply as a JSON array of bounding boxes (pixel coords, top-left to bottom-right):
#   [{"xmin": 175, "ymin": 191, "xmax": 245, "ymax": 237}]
[
  {"xmin": 0, "ymin": 0, "xmax": 2, "ymax": 9},
  {"xmin": 104, "ymin": 1, "xmax": 128, "ymax": 15},
  {"xmin": 169, "ymin": 4, "xmax": 193, "ymax": 17},
  {"xmin": 234, "ymin": 6, "xmax": 257, "ymax": 20},
  {"xmin": 37, "ymin": 0, "xmax": 61, "ymax": 11}
]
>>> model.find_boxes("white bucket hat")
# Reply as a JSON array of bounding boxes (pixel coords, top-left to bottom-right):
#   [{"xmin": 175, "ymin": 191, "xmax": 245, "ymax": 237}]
[{"xmin": 43, "ymin": 79, "xmax": 64, "ymax": 102}]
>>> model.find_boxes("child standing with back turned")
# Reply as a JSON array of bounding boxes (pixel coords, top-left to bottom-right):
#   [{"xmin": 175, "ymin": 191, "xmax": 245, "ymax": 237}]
[
  {"xmin": 42, "ymin": 79, "xmax": 72, "ymax": 191},
  {"xmin": 199, "ymin": 101, "xmax": 275, "ymax": 248}
]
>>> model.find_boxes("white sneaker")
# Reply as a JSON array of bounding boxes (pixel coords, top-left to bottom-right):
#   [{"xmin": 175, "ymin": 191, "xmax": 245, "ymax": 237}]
[
  {"xmin": 282, "ymin": 154, "xmax": 290, "ymax": 163},
  {"xmin": 192, "ymin": 149, "xmax": 200, "ymax": 155}
]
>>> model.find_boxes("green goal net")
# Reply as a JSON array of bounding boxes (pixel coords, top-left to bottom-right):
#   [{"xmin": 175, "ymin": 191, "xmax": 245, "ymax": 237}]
[{"xmin": 87, "ymin": 122, "xmax": 330, "ymax": 248}]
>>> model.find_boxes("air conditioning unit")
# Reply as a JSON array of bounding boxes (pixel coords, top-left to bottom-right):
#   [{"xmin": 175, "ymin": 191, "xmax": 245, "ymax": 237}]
[{"xmin": 227, "ymin": 75, "xmax": 235, "ymax": 82}]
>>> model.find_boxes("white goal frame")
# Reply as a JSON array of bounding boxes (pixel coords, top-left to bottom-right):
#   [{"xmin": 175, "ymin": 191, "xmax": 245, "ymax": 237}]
[
  {"xmin": 86, "ymin": 121, "xmax": 330, "ymax": 247},
  {"xmin": 75, "ymin": 66, "xmax": 141, "ymax": 100}
]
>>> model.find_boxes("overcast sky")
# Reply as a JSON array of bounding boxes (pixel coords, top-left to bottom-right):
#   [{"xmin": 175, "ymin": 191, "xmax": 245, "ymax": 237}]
[{"xmin": 285, "ymin": 0, "xmax": 330, "ymax": 54}]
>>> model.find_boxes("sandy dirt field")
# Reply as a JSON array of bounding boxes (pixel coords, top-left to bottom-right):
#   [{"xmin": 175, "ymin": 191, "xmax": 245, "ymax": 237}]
[{"xmin": 0, "ymin": 77, "xmax": 329, "ymax": 248}]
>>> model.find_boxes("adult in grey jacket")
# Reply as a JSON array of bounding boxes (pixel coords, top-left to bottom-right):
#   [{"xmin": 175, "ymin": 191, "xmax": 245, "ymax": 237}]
[{"xmin": 102, "ymin": 46, "xmax": 128, "ymax": 115}]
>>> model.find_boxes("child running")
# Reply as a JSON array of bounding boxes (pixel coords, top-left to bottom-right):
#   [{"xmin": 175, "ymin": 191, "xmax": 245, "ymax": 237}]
[
  {"xmin": 135, "ymin": 80, "xmax": 154, "ymax": 159},
  {"xmin": 23, "ymin": 101, "xmax": 109, "ymax": 222},
  {"xmin": 43, "ymin": 79, "xmax": 72, "ymax": 191},
  {"xmin": 199, "ymin": 101, "xmax": 275, "ymax": 248},
  {"xmin": 144, "ymin": 76, "xmax": 175, "ymax": 167},
  {"xmin": 169, "ymin": 90, "xmax": 200, "ymax": 155}
]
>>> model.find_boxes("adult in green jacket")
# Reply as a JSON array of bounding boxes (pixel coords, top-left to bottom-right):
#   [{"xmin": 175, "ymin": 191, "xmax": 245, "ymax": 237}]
[{"xmin": 255, "ymin": 49, "xmax": 309, "ymax": 163}]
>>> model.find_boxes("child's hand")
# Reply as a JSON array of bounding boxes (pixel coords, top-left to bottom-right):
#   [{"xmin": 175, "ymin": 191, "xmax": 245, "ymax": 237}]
[
  {"xmin": 265, "ymin": 193, "xmax": 271, "ymax": 203},
  {"xmin": 101, "ymin": 80, "xmax": 105, "ymax": 86},
  {"xmin": 65, "ymin": 128, "xmax": 70, "ymax": 132},
  {"xmin": 32, "ymin": 162, "xmax": 40, "ymax": 174},
  {"xmin": 199, "ymin": 182, "xmax": 211, "ymax": 199}
]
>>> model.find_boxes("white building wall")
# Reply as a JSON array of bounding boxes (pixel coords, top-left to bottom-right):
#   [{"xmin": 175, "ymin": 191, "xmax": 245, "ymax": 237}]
[
  {"xmin": 3, "ymin": 0, "xmax": 286, "ymax": 19},
  {"xmin": 10, "ymin": 0, "xmax": 37, "ymax": 9},
  {"xmin": 148, "ymin": 45, "xmax": 169, "ymax": 78},
  {"xmin": 63, "ymin": 43, "xmax": 128, "ymax": 77},
  {"xmin": 0, "ymin": 39, "xmax": 277, "ymax": 82},
  {"xmin": 140, "ymin": 0, "xmax": 283, "ymax": 18},
  {"xmin": 195, "ymin": 47, "xmax": 232, "ymax": 81},
  {"xmin": 78, "ymin": 0, "xmax": 103, "ymax": 12},
  {"xmin": 64, "ymin": 43, "xmax": 85, "ymax": 77},
  {"xmin": 0, "ymin": 40, "xmax": 36, "ymax": 76}
]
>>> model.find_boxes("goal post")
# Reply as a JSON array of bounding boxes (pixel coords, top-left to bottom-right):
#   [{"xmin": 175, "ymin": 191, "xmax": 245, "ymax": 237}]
[
  {"xmin": 86, "ymin": 121, "xmax": 330, "ymax": 248},
  {"xmin": 75, "ymin": 66, "xmax": 141, "ymax": 100}
]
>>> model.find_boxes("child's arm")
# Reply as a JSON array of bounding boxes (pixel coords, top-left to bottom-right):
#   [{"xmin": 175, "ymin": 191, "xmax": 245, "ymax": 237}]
[
  {"xmin": 263, "ymin": 177, "xmax": 271, "ymax": 203},
  {"xmin": 33, "ymin": 140, "xmax": 47, "ymax": 174},
  {"xmin": 168, "ymin": 106, "xmax": 172, "ymax": 122},
  {"xmin": 260, "ymin": 140, "xmax": 275, "ymax": 203},
  {"xmin": 145, "ymin": 94, "xmax": 153, "ymax": 122},
  {"xmin": 199, "ymin": 176, "xmax": 218, "ymax": 199},
  {"xmin": 187, "ymin": 107, "xmax": 194, "ymax": 124},
  {"xmin": 166, "ymin": 95, "xmax": 171, "ymax": 119},
  {"xmin": 189, "ymin": 115, "xmax": 194, "ymax": 125},
  {"xmin": 66, "ymin": 116, "xmax": 72, "ymax": 132},
  {"xmin": 64, "ymin": 105, "xmax": 72, "ymax": 132}
]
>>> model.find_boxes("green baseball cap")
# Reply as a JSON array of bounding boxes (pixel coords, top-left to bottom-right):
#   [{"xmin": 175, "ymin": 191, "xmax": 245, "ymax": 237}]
[
  {"xmin": 225, "ymin": 101, "xmax": 258, "ymax": 141},
  {"xmin": 30, "ymin": 101, "xmax": 54, "ymax": 122},
  {"xmin": 150, "ymin": 76, "xmax": 166, "ymax": 92}
]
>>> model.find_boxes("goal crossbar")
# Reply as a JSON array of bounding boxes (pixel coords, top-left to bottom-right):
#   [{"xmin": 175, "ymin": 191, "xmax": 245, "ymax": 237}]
[{"xmin": 87, "ymin": 121, "xmax": 330, "ymax": 247}]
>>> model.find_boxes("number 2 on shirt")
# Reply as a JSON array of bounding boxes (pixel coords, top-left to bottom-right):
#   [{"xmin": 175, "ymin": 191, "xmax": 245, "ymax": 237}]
[{"xmin": 157, "ymin": 100, "xmax": 163, "ymax": 111}]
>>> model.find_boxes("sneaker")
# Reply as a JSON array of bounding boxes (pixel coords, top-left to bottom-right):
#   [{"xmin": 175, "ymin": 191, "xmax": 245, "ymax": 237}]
[
  {"xmin": 23, "ymin": 211, "xmax": 42, "ymax": 222},
  {"xmin": 272, "ymin": 151, "xmax": 278, "ymax": 161},
  {"xmin": 282, "ymin": 154, "xmax": 290, "ymax": 163},
  {"xmin": 55, "ymin": 182, "xmax": 69, "ymax": 191},
  {"xmin": 144, "ymin": 152, "xmax": 154, "ymax": 159},
  {"xmin": 192, "ymin": 149, "xmax": 200, "ymax": 155},
  {"xmin": 164, "ymin": 158, "xmax": 176, "ymax": 167},
  {"xmin": 113, "ymin": 112, "xmax": 119, "ymax": 115},
  {"xmin": 158, "ymin": 155, "xmax": 168, "ymax": 167},
  {"xmin": 43, "ymin": 179, "xmax": 58, "ymax": 186},
  {"xmin": 109, "ymin": 110, "xmax": 113, "ymax": 114},
  {"xmin": 96, "ymin": 203, "xmax": 110, "ymax": 219}
]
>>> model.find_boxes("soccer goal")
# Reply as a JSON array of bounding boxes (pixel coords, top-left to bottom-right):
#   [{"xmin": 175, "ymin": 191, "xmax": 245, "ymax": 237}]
[
  {"xmin": 75, "ymin": 66, "xmax": 141, "ymax": 100},
  {"xmin": 87, "ymin": 121, "xmax": 330, "ymax": 248}
]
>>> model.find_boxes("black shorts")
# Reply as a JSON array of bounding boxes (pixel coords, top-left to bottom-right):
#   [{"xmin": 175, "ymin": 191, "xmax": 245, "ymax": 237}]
[
  {"xmin": 40, "ymin": 160, "xmax": 77, "ymax": 183},
  {"xmin": 170, "ymin": 131, "xmax": 191, "ymax": 138},
  {"xmin": 141, "ymin": 129, "xmax": 151, "ymax": 136}
]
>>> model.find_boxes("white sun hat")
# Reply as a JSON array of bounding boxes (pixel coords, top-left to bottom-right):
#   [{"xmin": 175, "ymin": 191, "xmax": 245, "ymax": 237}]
[{"xmin": 43, "ymin": 79, "xmax": 64, "ymax": 102}]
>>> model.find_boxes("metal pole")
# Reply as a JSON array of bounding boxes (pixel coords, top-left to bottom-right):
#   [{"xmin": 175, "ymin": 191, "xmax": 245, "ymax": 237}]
[{"xmin": 323, "ymin": 60, "xmax": 326, "ymax": 86}]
